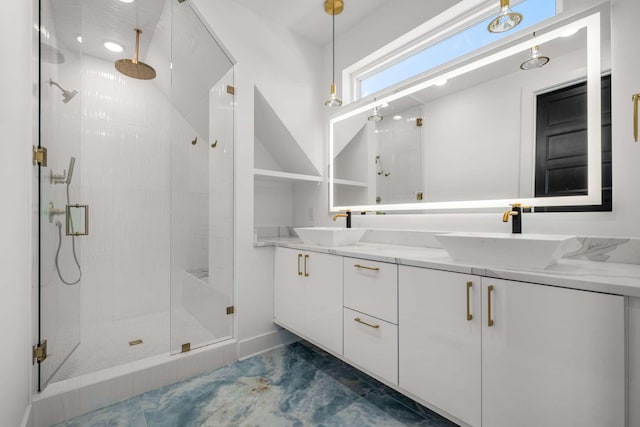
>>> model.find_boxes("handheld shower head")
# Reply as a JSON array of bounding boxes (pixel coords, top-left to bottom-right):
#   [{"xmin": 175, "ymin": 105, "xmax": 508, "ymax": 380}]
[
  {"xmin": 49, "ymin": 78, "xmax": 78, "ymax": 103},
  {"xmin": 66, "ymin": 157, "xmax": 76, "ymax": 184}
]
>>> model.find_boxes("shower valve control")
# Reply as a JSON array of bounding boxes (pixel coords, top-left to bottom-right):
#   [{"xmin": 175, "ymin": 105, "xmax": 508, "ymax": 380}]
[
  {"xmin": 50, "ymin": 170, "xmax": 68, "ymax": 184},
  {"xmin": 48, "ymin": 202, "xmax": 66, "ymax": 223}
]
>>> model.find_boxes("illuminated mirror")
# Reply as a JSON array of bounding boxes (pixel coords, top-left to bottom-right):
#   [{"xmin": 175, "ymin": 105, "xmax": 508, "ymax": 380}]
[{"xmin": 330, "ymin": 10, "xmax": 608, "ymax": 212}]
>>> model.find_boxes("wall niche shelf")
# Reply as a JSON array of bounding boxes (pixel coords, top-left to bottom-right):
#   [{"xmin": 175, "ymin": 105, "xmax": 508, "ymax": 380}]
[
  {"xmin": 254, "ymin": 168, "xmax": 322, "ymax": 184},
  {"xmin": 253, "ymin": 85, "xmax": 322, "ymax": 232},
  {"xmin": 333, "ymin": 178, "xmax": 368, "ymax": 187}
]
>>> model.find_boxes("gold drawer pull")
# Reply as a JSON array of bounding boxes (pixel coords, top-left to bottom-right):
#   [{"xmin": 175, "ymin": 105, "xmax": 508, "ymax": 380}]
[
  {"xmin": 354, "ymin": 317, "xmax": 380, "ymax": 329},
  {"xmin": 488, "ymin": 285, "xmax": 495, "ymax": 327},
  {"xmin": 354, "ymin": 264, "xmax": 380, "ymax": 272},
  {"xmin": 297, "ymin": 254, "xmax": 302, "ymax": 276},
  {"xmin": 634, "ymin": 93, "xmax": 640, "ymax": 142},
  {"xmin": 304, "ymin": 254, "xmax": 309, "ymax": 277},
  {"xmin": 466, "ymin": 281, "xmax": 473, "ymax": 321}
]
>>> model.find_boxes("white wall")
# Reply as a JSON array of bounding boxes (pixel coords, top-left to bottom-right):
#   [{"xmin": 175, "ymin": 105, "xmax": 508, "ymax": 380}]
[{"xmin": 0, "ymin": 0, "xmax": 33, "ymax": 425}]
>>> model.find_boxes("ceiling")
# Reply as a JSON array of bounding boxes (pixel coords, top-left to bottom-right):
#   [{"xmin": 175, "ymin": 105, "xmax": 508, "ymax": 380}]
[
  {"xmin": 229, "ymin": 0, "xmax": 386, "ymax": 45},
  {"xmin": 47, "ymin": 0, "xmax": 464, "ymax": 61}
]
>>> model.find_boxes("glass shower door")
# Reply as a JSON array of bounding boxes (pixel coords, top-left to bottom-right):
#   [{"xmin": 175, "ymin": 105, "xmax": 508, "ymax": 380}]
[
  {"xmin": 37, "ymin": 0, "xmax": 82, "ymax": 390},
  {"xmin": 169, "ymin": 1, "xmax": 234, "ymax": 355}
]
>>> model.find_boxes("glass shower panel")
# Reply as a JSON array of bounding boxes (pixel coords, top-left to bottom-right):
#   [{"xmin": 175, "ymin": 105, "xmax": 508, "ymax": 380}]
[
  {"xmin": 169, "ymin": 1, "xmax": 234, "ymax": 355},
  {"xmin": 38, "ymin": 0, "xmax": 82, "ymax": 390}
]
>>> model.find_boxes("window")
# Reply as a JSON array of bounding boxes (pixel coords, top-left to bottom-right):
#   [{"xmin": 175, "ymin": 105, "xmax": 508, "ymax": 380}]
[{"xmin": 354, "ymin": 0, "xmax": 557, "ymax": 100}]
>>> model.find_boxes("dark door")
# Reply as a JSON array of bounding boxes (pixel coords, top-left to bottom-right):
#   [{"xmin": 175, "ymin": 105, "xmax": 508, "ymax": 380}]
[{"xmin": 534, "ymin": 75, "xmax": 611, "ymax": 212}]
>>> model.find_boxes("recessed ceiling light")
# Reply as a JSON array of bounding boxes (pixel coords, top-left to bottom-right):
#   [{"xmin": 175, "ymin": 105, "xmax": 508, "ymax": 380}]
[
  {"xmin": 119, "ymin": 0, "xmax": 135, "ymax": 3},
  {"xmin": 434, "ymin": 78, "xmax": 448, "ymax": 87},
  {"xmin": 393, "ymin": 115, "xmax": 402, "ymax": 121},
  {"xmin": 104, "ymin": 41, "xmax": 124, "ymax": 52},
  {"xmin": 76, "ymin": 35, "xmax": 82, "ymax": 43}
]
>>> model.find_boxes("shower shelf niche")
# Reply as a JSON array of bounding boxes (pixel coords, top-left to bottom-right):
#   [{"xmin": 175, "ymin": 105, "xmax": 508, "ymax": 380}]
[{"xmin": 253, "ymin": 85, "xmax": 322, "ymax": 236}]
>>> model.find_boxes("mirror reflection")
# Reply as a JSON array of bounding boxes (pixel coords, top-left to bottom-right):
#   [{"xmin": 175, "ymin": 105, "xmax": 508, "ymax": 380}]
[{"xmin": 331, "ymin": 15, "xmax": 609, "ymax": 211}]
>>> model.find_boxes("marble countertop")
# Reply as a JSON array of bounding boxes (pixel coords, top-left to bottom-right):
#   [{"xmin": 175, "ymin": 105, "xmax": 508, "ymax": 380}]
[{"xmin": 256, "ymin": 238, "xmax": 640, "ymax": 298}]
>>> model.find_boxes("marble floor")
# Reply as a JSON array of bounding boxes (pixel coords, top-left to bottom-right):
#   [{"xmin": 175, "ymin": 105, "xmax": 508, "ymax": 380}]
[{"xmin": 53, "ymin": 341, "xmax": 459, "ymax": 427}]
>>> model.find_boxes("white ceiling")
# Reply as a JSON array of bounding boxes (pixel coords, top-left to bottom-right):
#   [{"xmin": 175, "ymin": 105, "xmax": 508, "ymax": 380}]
[
  {"xmin": 47, "ymin": 0, "xmax": 465, "ymax": 60},
  {"xmin": 229, "ymin": 0, "xmax": 386, "ymax": 45}
]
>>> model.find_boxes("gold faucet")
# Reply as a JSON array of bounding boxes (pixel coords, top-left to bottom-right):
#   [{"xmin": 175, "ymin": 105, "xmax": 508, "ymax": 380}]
[
  {"xmin": 332, "ymin": 210, "xmax": 352, "ymax": 228},
  {"xmin": 502, "ymin": 203, "xmax": 520, "ymax": 222},
  {"xmin": 502, "ymin": 203, "xmax": 531, "ymax": 234}
]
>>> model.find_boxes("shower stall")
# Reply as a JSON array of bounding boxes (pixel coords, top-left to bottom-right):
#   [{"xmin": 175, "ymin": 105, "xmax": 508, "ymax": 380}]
[{"xmin": 35, "ymin": 0, "xmax": 235, "ymax": 392}]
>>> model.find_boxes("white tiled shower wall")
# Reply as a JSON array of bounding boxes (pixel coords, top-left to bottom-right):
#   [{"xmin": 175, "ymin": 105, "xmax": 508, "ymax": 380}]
[{"xmin": 78, "ymin": 54, "xmax": 209, "ymax": 329}]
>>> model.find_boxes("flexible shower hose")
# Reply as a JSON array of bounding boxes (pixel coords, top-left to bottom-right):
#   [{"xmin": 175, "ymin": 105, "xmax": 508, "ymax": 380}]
[{"xmin": 54, "ymin": 181, "xmax": 82, "ymax": 285}]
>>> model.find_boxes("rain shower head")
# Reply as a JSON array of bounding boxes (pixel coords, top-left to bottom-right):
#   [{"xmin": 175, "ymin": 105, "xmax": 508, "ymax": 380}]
[
  {"xmin": 49, "ymin": 78, "xmax": 78, "ymax": 103},
  {"xmin": 115, "ymin": 29, "xmax": 156, "ymax": 80}
]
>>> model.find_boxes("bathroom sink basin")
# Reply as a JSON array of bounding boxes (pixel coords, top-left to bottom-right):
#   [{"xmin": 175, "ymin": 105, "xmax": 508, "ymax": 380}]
[
  {"xmin": 435, "ymin": 232, "xmax": 577, "ymax": 269},
  {"xmin": 294, "ymin": 227, "xmax": 367, "ymax": 247}
]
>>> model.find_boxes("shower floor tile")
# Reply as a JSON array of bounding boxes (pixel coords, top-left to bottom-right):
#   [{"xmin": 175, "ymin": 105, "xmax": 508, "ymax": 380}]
[
  {"xmin": 51, "ymin": 308, "xmax": 216, "ymax": 383},
  {"xmin": 52, "ymin": 341, "xmax": 458, "ymax": 427}
]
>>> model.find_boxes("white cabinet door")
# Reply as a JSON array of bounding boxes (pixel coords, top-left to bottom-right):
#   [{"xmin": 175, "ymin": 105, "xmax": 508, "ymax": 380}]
[
  {"xmin": 399, "ymin": 266, "xmax": 482, "ymax": 427},
  {"xmin": 274, "ymin": 248, "xmax": 343, "ymax": 355},
  {"xmin": 274, "ymin": 247, "xmax": 305, "ymax": 335},
  {"xmin": 481, "ymin": 278, "xmax": 625, "ymax": 427},
  {"xmin": 305, "ymin": 252, "xmax": 343, "ymax": 355}
]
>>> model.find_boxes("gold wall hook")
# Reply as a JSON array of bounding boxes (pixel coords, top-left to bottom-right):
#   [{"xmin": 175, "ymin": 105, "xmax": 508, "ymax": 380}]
[
  {"xmin": 191, "ymin": 137, "xmax": 197, "ymax": 145},
  {"xmin": 633, "ymin": 94, "xmax": 640, "ymax": 142}
]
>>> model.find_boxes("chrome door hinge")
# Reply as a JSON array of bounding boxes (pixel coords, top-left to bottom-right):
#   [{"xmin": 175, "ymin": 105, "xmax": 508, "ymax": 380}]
[
  {"xmin": 33, "ymin": 146, "xmax": 47, "ymax": 167},
  {"xmin": 32, "ymin": 340, "xmax": 48, "ymax": 365},
  {"xmin": 226, "ymin": 306, "xmax": 235, "ymax": 315},
  {"xmin": 226, "ymin": 85, "xmax": 235, "ymax": 95}
]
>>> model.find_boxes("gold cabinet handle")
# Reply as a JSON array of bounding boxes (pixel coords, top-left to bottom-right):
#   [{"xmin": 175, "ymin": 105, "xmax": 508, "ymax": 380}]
[
  {"xmin": 466, "ymin": 281, "xmax": 473, "ymax": 321},
  {"xmin": 633, "ymin": 94, "xmax": 640, "ymax": 142},
  {"xmin": 353, "ymin": 264, "xmax": 380, "ymax": 271},
  {"xmin": 297, "ymin": 254, "xmax": 302, "ymax": 276},
  {"xmin": 304, "ymin": 254, "xmax": 309, "ymax": 277},
  {"xmin": 487, "ymin": 285, "xmax": 495, "ymax": 327},
  {"xmin": 354, "ymin": 317, "xmax": 380, "ymax": 329}
]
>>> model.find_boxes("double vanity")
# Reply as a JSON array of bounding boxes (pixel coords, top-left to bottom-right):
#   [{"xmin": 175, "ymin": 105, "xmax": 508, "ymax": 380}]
[{"xmin": 266, "ymin": 228, "xmax": 636, "ymax": 427}]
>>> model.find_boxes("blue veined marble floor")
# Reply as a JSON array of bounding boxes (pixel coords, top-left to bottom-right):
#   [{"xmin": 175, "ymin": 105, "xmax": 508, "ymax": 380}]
[{"xmin": 53, "ymin": 341, "xmax": 459, "ymax": 427}]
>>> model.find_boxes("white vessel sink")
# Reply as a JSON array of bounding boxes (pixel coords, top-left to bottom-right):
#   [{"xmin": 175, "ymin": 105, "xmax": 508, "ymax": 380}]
[
  {"xmin": 435, "ymin": 232, "xmax": 577, "ymax": 269},
  {"xmin": 294, "ymin": 227, "xmax": 367, "ymax": 247}
]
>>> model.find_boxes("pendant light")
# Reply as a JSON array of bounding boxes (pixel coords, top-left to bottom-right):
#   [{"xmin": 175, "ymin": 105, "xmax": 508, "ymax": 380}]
[
  {"xmin": 487, "ymin": 0, "xmax": 522, "ymax": 34},
  {"xmin": 368, "ymin": 98, "xmax": 383, "ymax": 122},
  {"xmin": 520, "ymin": 45, "xmax": 550, "ymax": 70},
  {"xmin": 324, "ymin": 0, "xmax": 343, "ymax": 107},
  {"xmin": 520, "ymin": 33, "xmax": 550, "ymax": 70}
]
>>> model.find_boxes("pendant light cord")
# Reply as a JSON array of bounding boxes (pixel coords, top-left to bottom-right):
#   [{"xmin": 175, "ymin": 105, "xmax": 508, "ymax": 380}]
[{"xmin": 332, "ymin": 6, "xmax": 336, "ymax": 84}]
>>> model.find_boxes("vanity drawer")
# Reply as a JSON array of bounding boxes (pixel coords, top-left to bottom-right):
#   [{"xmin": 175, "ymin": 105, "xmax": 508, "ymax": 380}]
[
  {"xmin": 344, "ymin": 307, "xmax": 398, "ymax": 385},
  {"xmin": 344, "ymin": 257, "xmax": 397, "ymax": 324}
]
